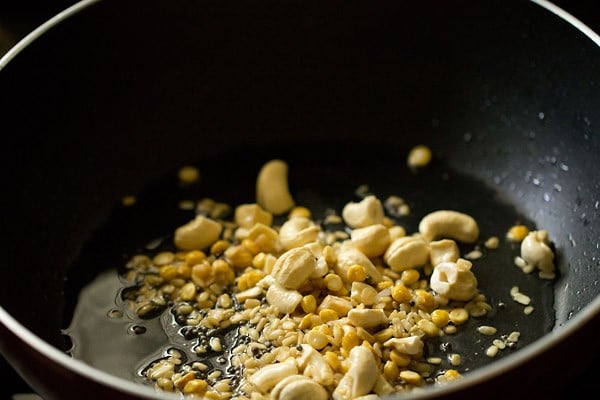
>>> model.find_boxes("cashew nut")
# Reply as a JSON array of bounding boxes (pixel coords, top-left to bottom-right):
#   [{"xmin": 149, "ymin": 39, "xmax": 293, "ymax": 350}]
[
  {"xmin": 429, "ymin": 239, "xmax": 460, "ymax": 266},
  {"xmin": 388, "ymin": 225, "xmax": 407, "ymax": 241},
  {"xmin": 383, "ymin": 236, "xmax": 430, "ymax": 272},
  {"xmin": 373, "ymin": 374, "xmax": 394, "ymax": 397},
  {"xmin": 266, "ymin": 283, "xmax": 303, "ymax": 314},
  {"xmin": 430, "ymin": 258, "xmax": 478, "ymax": 301},
  {"xmin": 247, "ymin": 357, "xmax": 298, "ymax": 393},
  {"xmin": 333, "ymin": 346, "xmax": 378, "ymax": 400},
  {"xmin": 418, "ymin": 210, "xmax": 479, "ymax": 243},
  {"xmin": 297, "ymin": 344, "xmax": 334, "ymax": 386},
  {"xmin": 256, "ymin": 159, "xmax": 295, "ymax": 215},
  {"xmin": 350, "ymin": 224, "xmax": 391, "ymax": 258},
  {"xmin": 245, "ymin": 223, "xmax": 280, "ymax": 253},
  {"xmin": 350, "ymin": 282, "xmax": 378, "ymax": 306},
  {"xmin": 342, "ymin": 195, "xmax": 384, "ymax": 228},
  {"xmin": 303, "ymin": 242, "xmax": 329, "ymax": 278},
  {"xmin": 318, "ymin": 295, "xmax": 353, "ymax": 317},
  {"xmin": 348, "ymin": 308, "xmax": 388, "ymax": 329},
  {"xmin": 335, "ymin": 243, "xmax": 383, "ymax": 283},
  {"xmin": 383, "ymin": 335, "xmax": 424, "ymax": 356},
  {"xmin": 280, "ymin": 217, "xmax": 321, "ymax": 250},
  {"xmin": 521, "ymin": 230, "xmax": 554, "ymax": 273},
  {"xmin": 174, "ymin": 215, "xmax": 222, "ymax": 250},
  {"xmin": 234, "ymin": 203, "xmax": 273, "ymax": 229},
  {"xmin": 272, "ymin": 247, "xmax": 317, "ymax": 289},
  {"xmin": 271, "ymin": 375, "xmax": 329, "ymax": 400}
]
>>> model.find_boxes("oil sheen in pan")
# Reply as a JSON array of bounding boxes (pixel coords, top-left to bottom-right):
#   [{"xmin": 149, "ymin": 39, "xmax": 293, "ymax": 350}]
[{"xmin": 60, "ymin": 143, "xmax": 556, "ymax": 389}]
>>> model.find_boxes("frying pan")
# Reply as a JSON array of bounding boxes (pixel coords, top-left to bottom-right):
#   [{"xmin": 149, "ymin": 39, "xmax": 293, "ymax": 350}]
[{"xmin": 1, "ymin": 0, "xmax": 599, "ymax": 399}]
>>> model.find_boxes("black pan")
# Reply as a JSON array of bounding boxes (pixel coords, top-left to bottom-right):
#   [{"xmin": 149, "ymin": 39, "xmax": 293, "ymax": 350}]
[{"xmin": 1, "ymin": 0, "xmax": 599, "ymax": 399}]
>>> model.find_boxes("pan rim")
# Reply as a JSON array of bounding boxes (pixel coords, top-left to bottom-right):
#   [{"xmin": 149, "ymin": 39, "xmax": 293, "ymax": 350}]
[{"xmin": 0, "ymin": 0, "xmax": 599, "ymax": 398}]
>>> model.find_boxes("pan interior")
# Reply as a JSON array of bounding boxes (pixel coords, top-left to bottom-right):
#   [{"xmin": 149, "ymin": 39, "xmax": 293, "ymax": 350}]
[
  {"xmin": 61, "ymin": 141, "xmax": 555, "ymax": 387},
  {"xmin": 0, "ymin": 0, "xmax": 598, "ymax": 397}
]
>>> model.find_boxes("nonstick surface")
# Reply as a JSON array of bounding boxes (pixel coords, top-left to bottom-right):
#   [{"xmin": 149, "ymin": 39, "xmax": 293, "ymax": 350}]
[
  {"xmin": 0, "ymin": 0, "xmax": 599, "ymax": 399},
  {"xmin": 61, "ymin": 143, "xmax": 555, "ymax": 384}
]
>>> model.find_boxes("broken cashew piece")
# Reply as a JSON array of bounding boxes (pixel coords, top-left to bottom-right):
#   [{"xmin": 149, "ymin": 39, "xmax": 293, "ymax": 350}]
[
  {"xmin": 419, "ymin": 210, "xmax": 479, "ymax": 243},
  {"xmin": 280, "ymin": 217, "xmax": 321, "ymax": 250},
  {"xmin": 248, "ymin": 357, "xmax": 298, "ymax": 393},
  {"xmin": 266, "ymin": 283, "xmax": 303, "ymax": 314},
  {"xmin": 333, "ymin": 346, "xmax": 378, "ymax": 400},
  {"xmin": 348, "ymin": 308, "xmax": 388, "ymax": 329},
  {"xmin": 271, "ymin": 375, "xmax": 329, "ymax": 400},
  {"xmin": 174, "ymin": 215, "xmax": 223, "ymax": 251},
  {"xmin": 303, "ymin": 242, "xmax": 329, "ymax": 278},
  {"xmin": 256, "ymin": 159, "xmax": 295, "ymax": 215},
  {"xmin": 383, "ymin": 335, "xmax": 424, "ymax": 356},
  {"xmin": 335, "ymin": 243, "xmax": 383, "ymax": 283},
  {"xmin": 429, "ymin": 239, "xmax": 460, "ymax": 266},
  {"xmin": 234, "ymin": 203, "xmax": 273, "ymax": 229},
  {"xmin": 430, "ymin": 258, "xmax": 478, "ymax": 301},
  {"xmin": 521, "ymin": 230, "xmax": 555, "ymax": 273},
  {"xmin": 297, "ymin": 344, "xmax": 334, "ymax": 386},
  {"xmin": 272, "ymin": 247, "xmax": 317, "ymax": 289},
  {"xmin": 342, "ymin": 195, "xmax": 384, "ymax": 228},
  {"xmin": 350, "ymin": 224, "xmax": 391, "ymax": 258}
]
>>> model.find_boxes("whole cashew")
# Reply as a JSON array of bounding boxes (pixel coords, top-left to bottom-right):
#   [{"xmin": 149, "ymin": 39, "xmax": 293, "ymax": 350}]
[
  {"xmin": 174, "ymin": 215, "xmax": 222, "ymax": 250},
  {"xmin": 256, "ymin": 159, "xmax": 295, "ymax": 215},
  {"xmin": 383, "ymin": 236, "xmax": 430, "ymax": 272},
  {"xmin": 342, "ymin": 195, "xmax": 384, "ymax": 228},
  {"xmin": 418, "ymin": 210, "xmax": 479, "ymax": 243}
]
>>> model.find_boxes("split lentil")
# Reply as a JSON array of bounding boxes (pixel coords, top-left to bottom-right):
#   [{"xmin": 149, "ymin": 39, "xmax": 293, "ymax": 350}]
[{"xmin": 112, "ymin": 158, "xmax": 556, "ymax": 400}]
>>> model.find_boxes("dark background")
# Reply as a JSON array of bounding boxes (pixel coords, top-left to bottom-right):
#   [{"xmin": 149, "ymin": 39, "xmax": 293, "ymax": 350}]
[{"xmin": 0, "ymin": 0, "xmax": 599, "ymax": 399}]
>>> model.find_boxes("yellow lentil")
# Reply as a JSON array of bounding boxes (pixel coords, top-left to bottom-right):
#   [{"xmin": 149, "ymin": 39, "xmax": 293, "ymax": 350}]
[
  {"xmin": 399, "ymin": 370, "xmax": 423, "ymax": 385},
  {"xmin": 401, "ymin": 269, "xmax": 420, "ymax": 285},
  {"xmin": 431, "ymin": 309, "xmax": 450, "ymax": 328},
  {"xmin": 449, "ymin": 307, "xmax": 469, "ymax": 325},
  {"xmin": 506, "ymin": 224, "xmax": 529, "ymax": 242},
  {"xmin": 210, "ymin": 240, "xmax": 230, "ymax": 255},
  {"xmin": 347, "ymin": 264, "xmax": 367, "ymax": 282},
  {"xmin": 391, "ymin": 284, "xmax": 412, "ymax": 304},
  {"xmin": 324, "ymin": 274, "xmax": 344, "ymax": 291},
  {"xmin": 185, "ymin": 250, "xmax": 206, "ymax": 266}
]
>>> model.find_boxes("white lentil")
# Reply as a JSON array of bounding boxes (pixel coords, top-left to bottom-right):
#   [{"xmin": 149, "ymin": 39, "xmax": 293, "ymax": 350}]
[
  {"xmin": 477, "ymin": 326, "xmax": 498, "ymax": 336},
  {"xmin": 465, "ymin": 249, "xmax": 483, "ymax": 260},
  {"xmin": 508, "ymin": 331, "xmax": 521, "ymax": 342},
  {"xmin": 209, "ymin": 337, "xmax": 223, "ymax": 352},
  {"xmin": 511, "ymin": 291, "xmax": 531, "ymax": 306},
  {"xmin": 448, "ymin": 353, "xmax": 462, "ymax": 366},
  {"xmin": 485, "ymin": 345, "xmax": 499, "ymax": 358},
  {"xmin": 524, "ymin": 306, "xmax": 535, "ymax": 315},
  {"xmin": 444, "ymin": 325, "xmax": 457, "ymax": 335},
  {"xmin": 484, "ymin": 236, "xmax": 499, "ymax": 249},
  {"xmin": 427, "ymin": 357, "xmax": 442, "ymax": 365}
]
